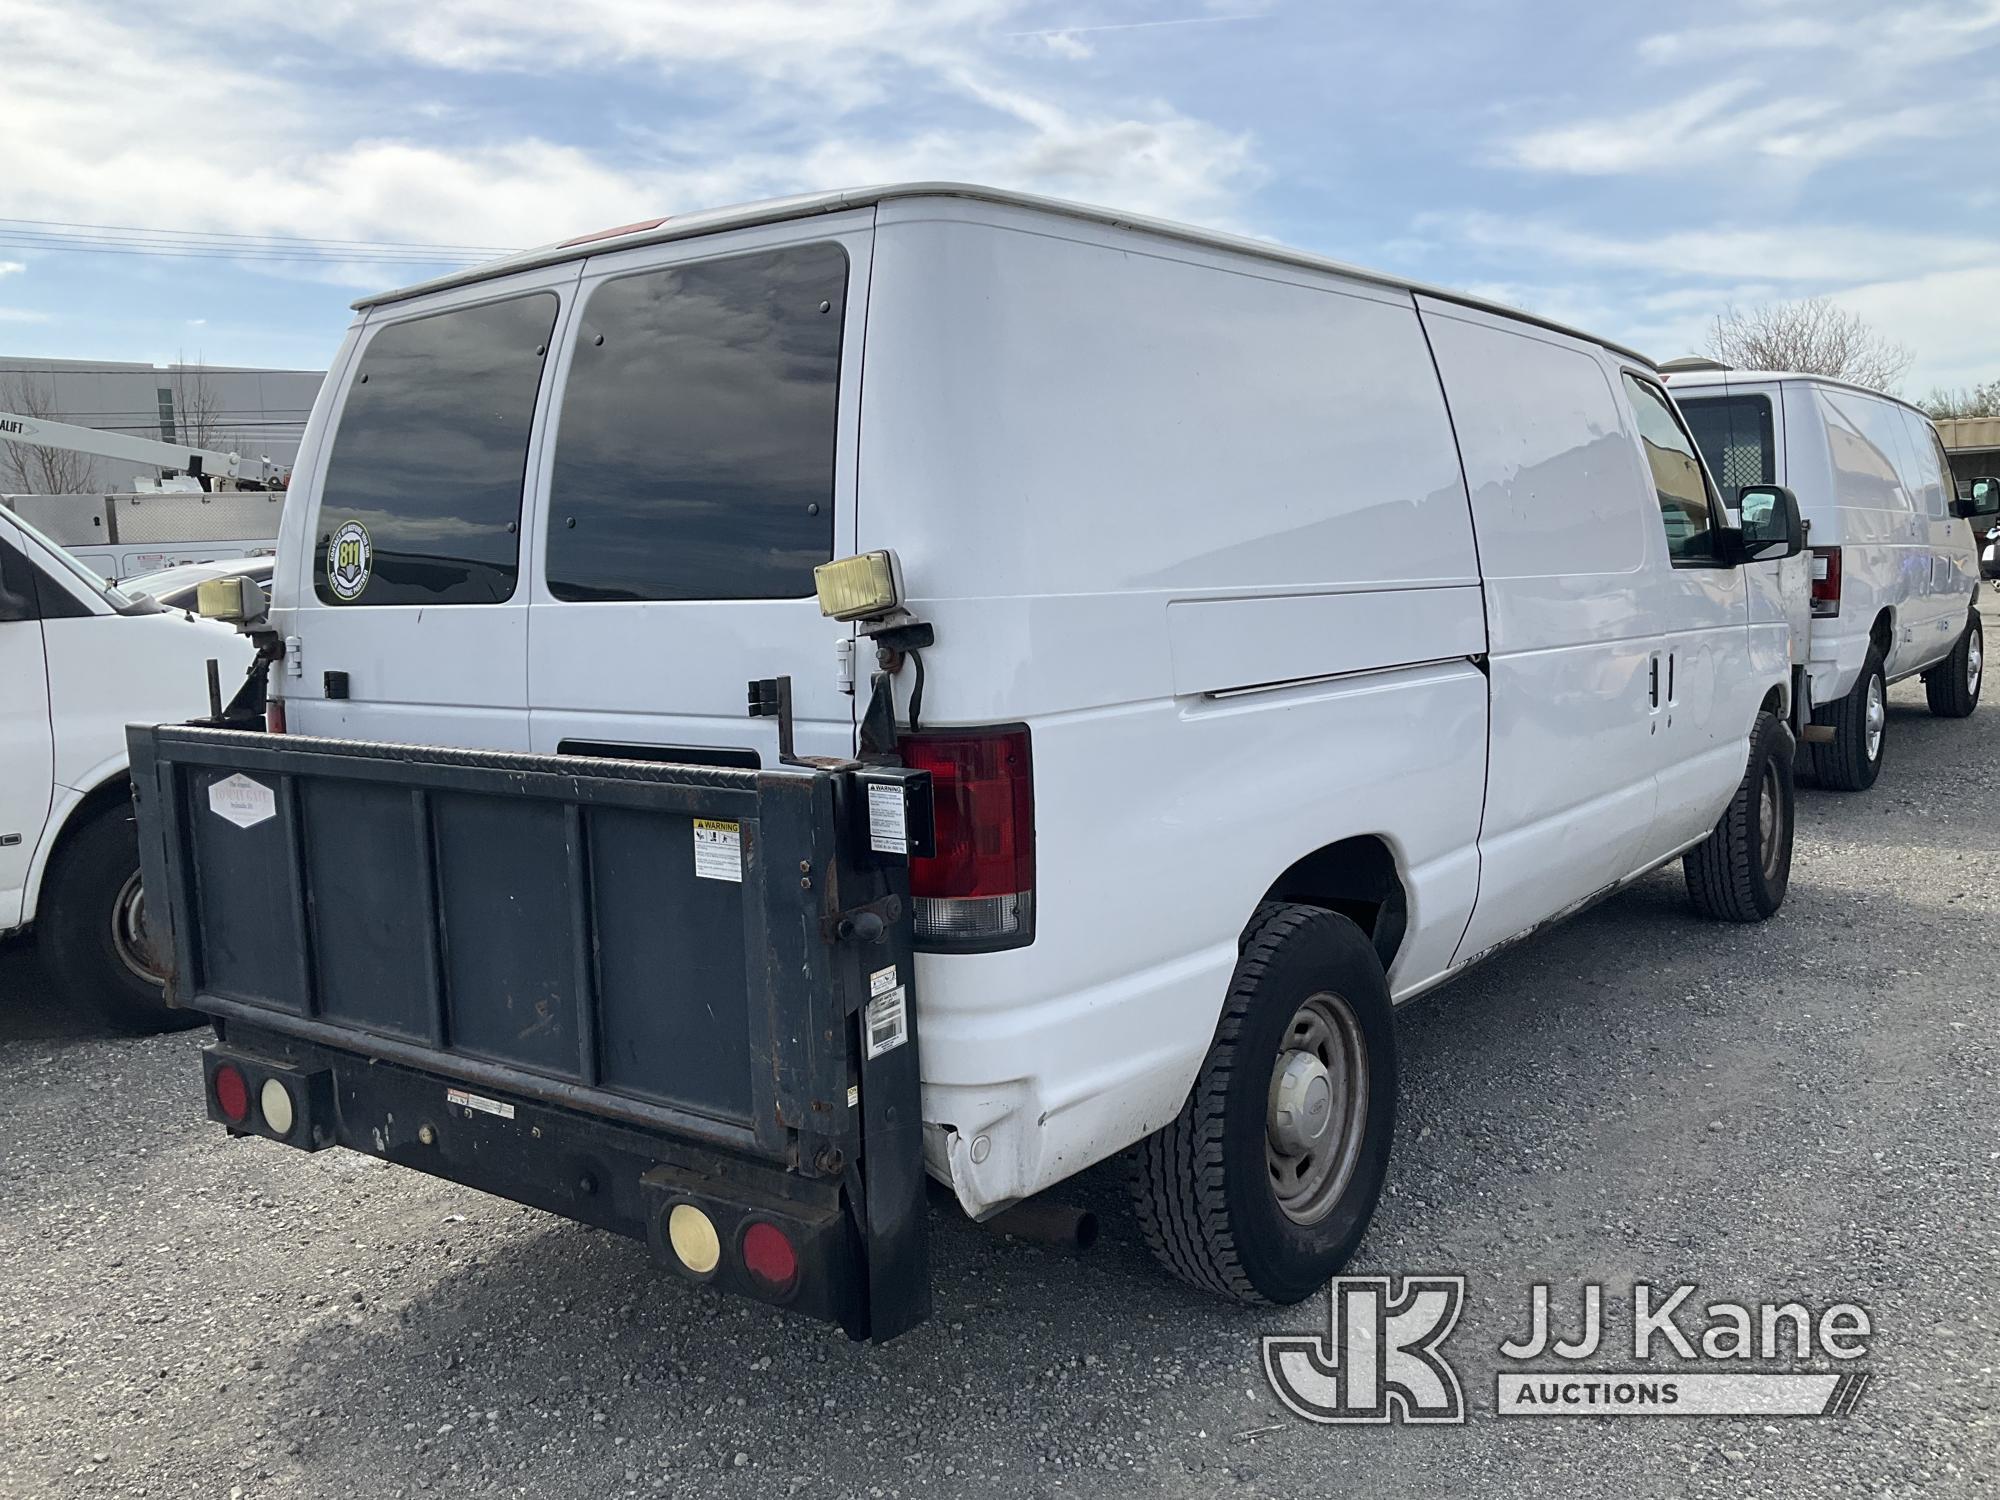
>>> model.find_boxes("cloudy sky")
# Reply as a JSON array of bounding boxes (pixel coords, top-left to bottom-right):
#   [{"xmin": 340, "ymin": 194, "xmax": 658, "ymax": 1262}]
[{"xmin": 4, "ymin": 0, "xmax": 1999, "ymax": 394}]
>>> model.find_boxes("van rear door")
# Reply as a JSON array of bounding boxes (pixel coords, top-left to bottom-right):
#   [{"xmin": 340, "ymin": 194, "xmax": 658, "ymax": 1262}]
[
  {"xmin": 520, "ymin": 213, "xmax": 873, "ymax": 765},
  {"xmin": 282, "ymin": 264, "xmax": 579, "ymax": 751}
]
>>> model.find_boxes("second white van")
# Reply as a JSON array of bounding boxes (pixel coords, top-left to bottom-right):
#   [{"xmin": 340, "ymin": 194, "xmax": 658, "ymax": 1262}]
[
  {"xmin": 1672, "ymin": 370, "xmax": 1998, "ymax": 789},
  {"xmin": 132, "ymin": 185, "xmax": 1810, "ymax": 1336}
]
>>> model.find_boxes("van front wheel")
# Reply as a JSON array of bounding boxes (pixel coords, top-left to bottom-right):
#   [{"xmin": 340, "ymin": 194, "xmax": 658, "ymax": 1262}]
[
  {"xmin": 1685, "ymin": 711, "xmax": 1795, "ymax": 922},
  {"xmin": 1130, "ymin": 903, "xmax": 1397, "ymax": 1305},
  {"xmin": 40, "ymin": 801, "xmax": 201, "ymax": 1034},
  {"xmin": 1924, "ymin": 612, "xmax": 1981, "ymax": 719}
]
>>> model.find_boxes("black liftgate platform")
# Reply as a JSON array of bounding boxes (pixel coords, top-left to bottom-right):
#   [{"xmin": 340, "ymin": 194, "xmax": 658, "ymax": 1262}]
[{"xmin": 128, "ymin": 724, "xmax": 933, "ymax": 1340}]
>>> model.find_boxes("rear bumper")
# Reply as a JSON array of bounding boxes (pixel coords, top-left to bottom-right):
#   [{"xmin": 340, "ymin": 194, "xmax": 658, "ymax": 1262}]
[
  {"xmin": 1808, "ymin": 623, "xmax": 1871, "ymax": 707},
  {"xmin": 202, "ymin": 1025, "xmax": 923, "ymax": 1341}
]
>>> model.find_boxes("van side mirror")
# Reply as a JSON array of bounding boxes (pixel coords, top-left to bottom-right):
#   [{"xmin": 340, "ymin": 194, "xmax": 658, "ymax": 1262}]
[
  {"xmin": 1952, "ymin": 475, "xmax": 2000, "ymax": 519},
  {"xmin": 1729, "ymin": 483, "xmax": 1805, "ymax": 563}
]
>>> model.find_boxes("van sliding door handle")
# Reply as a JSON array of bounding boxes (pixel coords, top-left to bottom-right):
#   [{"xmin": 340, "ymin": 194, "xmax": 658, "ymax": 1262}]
[{"xmin": 1649, "ymin": 655, "xmax": 1661, "ymax": 709}]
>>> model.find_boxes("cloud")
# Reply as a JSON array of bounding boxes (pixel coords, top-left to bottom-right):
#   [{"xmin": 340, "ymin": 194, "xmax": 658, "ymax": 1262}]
[
  {"xmin": 1503, "ymin": 80, "xmax": 1967, "ymax": 176},
  {"xmin": 0, "ymin": 261, "xmax": 23, "ymax": 278},
  {"xmin": 1509, "ymin": 2, "xmax": 2000, "ymax": 178},
  {"xmin": 1, "ymin": 0, "xmax": 1262, "ymax": 284},
  {"xmin": 1641, "ymin": 0, "xmax": 2000, "ymax": 69},
  {"xmin": 1835, "ymin": 264, "xmax": 2000, "ymax": 391},
  {"xmin": 1418, "ymin": 212, "xmax": 2000, "ymax": 388},
  {"xmin": 1427, "ymin": 211, "xmax": 1998, "ymax": 286}
]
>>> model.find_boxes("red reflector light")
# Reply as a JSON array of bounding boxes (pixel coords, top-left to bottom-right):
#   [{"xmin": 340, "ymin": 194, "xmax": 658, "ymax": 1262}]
[
  {"xmin": 213, "ymin": 1063, "xmax": 250, "ymax": 1124},
  {"xmin": 1811, "ymin": 546, "xmax": 1842, "ymax": 617},
  {"xmin": 265, "ymin": 699, "xmax": 287, "ymax": 734},
  {"xmin": 741, "ymin": 1221, "xmax": 799, "ymax": 1295},
  {"xmin": 898, "ymin": 726, "xmax": 1035, "ymax": 949}
]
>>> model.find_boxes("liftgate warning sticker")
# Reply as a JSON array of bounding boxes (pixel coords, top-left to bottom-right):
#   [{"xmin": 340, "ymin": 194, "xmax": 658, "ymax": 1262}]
[{"xmin": 692, "ymin": 819, "xmax": 743, "ymax": 882}]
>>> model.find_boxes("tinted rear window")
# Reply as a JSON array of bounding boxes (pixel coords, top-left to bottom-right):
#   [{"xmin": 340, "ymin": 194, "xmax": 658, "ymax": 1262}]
[
  {"xmin": 1679, "ymin": 394, "xmax": 1775, "ymax": 498},
  {"xmin": 314, "ymin": 292, "xmax": 559, "ymax": 606},
  {"xmin": 544, "ymin": 243, "xmax": 847, "ymax": 602}
]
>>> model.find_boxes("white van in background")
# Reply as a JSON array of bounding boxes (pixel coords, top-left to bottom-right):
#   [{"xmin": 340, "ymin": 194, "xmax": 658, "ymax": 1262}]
[
  {"xmin": 1670, "ymin": 371, "xmax": 1998, "ymax": 789},
  {"xmin": 0, "ymin": 506, "xmax": 252, "ymax": 1028},
  {"xmin": 155, "ymin": 185, "xmax": 1818, "ymax": 1318}
]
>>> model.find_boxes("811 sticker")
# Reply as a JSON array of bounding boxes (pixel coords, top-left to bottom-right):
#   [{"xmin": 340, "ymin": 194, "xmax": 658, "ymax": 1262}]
[{"xmin": 326, "ymin": 519, "xmax": 373, "ymax": 602}]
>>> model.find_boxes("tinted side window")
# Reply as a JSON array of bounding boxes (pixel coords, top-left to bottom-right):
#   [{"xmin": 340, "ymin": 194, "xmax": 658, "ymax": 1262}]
[
  {"xmin": 1900, "ymin": 409, "xmax": 1950, "ymax": 520},
  {"xmin": 0, "ymin": 537, "xmax": 37, "ymax": 620},
  {"xmin": 314, "ymin": 292, "xmax": 559, "ymax": 606},
  {"xmin": 1679, "ymin": 394, "xmax": 1775, "ymax": 498},
  {"xmin": 1622, "ymin": 373, "xmax": 1719, "ymax": 563},
  {"xmin": 0, "ymin": 535, "xmax": 90, "ymax": 620},
  {"xmin": 1818, "ymin": 389, "xmax": 1915, "ymax": 514},
  {"xmin": 545, "ymin": 243, "xmax": 847, "ymax": 602}
]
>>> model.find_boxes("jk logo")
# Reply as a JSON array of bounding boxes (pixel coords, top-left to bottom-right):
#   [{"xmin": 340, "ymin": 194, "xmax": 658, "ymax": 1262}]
[{"xmin": 1263, "ymin": 1276, "xmax": 1467, "ymax": 1424}]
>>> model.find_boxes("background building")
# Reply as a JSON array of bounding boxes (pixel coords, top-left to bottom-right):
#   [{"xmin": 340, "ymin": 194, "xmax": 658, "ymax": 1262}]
[
  {"xmin": 0, "ymin": 355, "xmax": 323, "ymax": 492},
  {"xmin": 1936, "ymin": 416, "xmax": 2000, "ymax": 492}
]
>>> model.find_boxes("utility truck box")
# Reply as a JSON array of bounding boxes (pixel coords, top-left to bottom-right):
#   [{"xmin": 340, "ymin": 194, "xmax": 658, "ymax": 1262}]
[{"xmin": 134, "ymin": 183, "xmax": 1808, "ymax": 1337}]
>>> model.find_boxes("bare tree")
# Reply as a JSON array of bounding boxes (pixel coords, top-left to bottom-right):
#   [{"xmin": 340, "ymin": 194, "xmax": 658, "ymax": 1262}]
[
  {"xmin": 171, "ymin": 357, "xmax": 227, "ymax": 452},
  {"xmin": 1920, "ymin": 380, "xmax": 2000, "ymax": 420},
  {"xmin": 1705, "ymin": 298, "xmax": 1913, "ymax": 392},
  {"xmin": 0, "ymin": 371, "xmax": 99, "ymax": 493}
]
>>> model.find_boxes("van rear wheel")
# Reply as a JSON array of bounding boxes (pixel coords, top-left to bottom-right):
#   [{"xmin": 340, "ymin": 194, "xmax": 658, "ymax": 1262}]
[
  {"xmin": 1810, "ymin": 646, "xmax": 1886, "ymax": 792},
  {"xmin": 1924, "ymin": 612, "xmax": 1981, "ymax": 719},
  {"xmin": 1130, "ymin": 903, "xmax": 1396, "ymax": 1305},
  {"xmin": 1685, "ymin": 711, "xmax": 1795, "ymax": 922}
]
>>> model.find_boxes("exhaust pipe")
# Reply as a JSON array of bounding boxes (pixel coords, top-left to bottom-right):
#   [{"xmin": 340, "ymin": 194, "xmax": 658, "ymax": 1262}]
[{"xmin": 981, "ymin": 1197, "xmax": 1100, "ymax": 1254}]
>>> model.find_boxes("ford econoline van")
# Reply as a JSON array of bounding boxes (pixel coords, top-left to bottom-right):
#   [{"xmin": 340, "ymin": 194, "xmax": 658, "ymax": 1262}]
[
  {"xmin": 131, "ymin": 185, "xmax": 1810, "ymax": 1337},
  {"xmin": 1672, "ymin": 371, "xmax": 1998, "ymax": 789}
]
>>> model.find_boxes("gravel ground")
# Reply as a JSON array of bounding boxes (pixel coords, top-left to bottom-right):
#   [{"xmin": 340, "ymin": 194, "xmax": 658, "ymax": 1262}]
[{"xmin": 3, "ymin": 607, "xmax": 1997, "ymax": 1500}]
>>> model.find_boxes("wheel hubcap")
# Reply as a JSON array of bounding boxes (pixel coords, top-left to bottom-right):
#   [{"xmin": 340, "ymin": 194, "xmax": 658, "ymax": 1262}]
[
  {"xmin": 1969, "ymin": 627, "xmax": 1983, "ymax": 698},
  {"xmin": 110, "ymin": 872, "xmax": 163, "ymax": 985},
  {"xmin": 1864, "ymin": 674, "xmax": 1885, "ymax": 762},
  {"xmin": 1266, "ymin": 993, "xmax": 1369, "ymax": 1226},
  {"xmin": 1757, "ymin": 762, "xmax": 1784, "ymax": 884}
]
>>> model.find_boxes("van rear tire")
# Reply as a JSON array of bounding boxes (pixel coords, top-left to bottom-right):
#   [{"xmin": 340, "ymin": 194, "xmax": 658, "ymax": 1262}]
[
  {"xmin": 1685, "ymin": 711, "xmax": 1795, "ymax": 922},
  {"xmin": 1924, "ymin": 612, "xmax": 1981, "ymax": 719},
  {"xmin": 39, "ymin": 801, "xmax": 200, "ymax": 1034},
  {"xmin": 1810, "ymin": 646, "xmax": 1886, "ymax": 792},
  {"xmin": 1129, "ymin": 903, "xmax": 1396, "ymax": 1305}
]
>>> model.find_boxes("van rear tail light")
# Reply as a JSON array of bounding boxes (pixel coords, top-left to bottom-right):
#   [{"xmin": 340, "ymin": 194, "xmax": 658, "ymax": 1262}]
[
  {"xmin": 1810, "ymin": 546, "xmax": 1842, "ymax": 618},
  {"xmin": 898, "ymin": 725, "xmax": 1035, "ymax": 951},
  {"xmin": 266, "ymin": 699, "xmax": 287, "ymax": 734}
]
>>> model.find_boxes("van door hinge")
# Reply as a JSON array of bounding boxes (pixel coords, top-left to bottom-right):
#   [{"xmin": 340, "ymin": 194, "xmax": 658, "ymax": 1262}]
[
  {"xmin": 835, "ymin": 637, "xmax": 856, "ymax": 696},
  {"xmin": 284, "ymin": 635, "xmax": 303, "ymax": 679}
]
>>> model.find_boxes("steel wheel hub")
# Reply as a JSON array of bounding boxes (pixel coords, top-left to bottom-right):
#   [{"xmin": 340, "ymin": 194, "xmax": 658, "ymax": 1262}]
[
  {"xmin": 1970, "ymin": 629, "xmax": 1983, "ymax": 698},
  {"xmin": 1757, "ymin": 762, "xmax": 1784, "ymax": 884},
  {"xmin": 110, "ymin": 872, "xmax": 163, "ymax": 985},
  {"xmin": 1270, "ymin": 1051, "xmax": 1335, "ymax": 1156},
  {"xmin": 1266, "ymin": 992, "xmax": 1369, "ymax": 1226},
  {"xmin": 1865, "ymin": 675, "xmax": 1885, "ymax": 762}
]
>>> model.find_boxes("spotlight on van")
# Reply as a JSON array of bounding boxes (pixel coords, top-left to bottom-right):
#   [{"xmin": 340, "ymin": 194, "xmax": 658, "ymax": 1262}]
[
  {"xmin": 196, "ymin": 575, "xmax": 270, "ymax": 628},
  {"xmin": 814, "ymin": 550, "xmax": 903, "ymax": 623}
]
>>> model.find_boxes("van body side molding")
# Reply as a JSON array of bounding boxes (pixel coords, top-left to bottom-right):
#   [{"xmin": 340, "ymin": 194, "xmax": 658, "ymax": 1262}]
[{"xmin": 1165, "ymin": 585, "xmax": 1489, "ymax": 699}]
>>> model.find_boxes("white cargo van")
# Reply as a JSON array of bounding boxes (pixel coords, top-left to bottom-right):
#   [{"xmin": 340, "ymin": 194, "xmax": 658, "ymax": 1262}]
[
  {"xmin": 137, "ymin": 186, "xmax": 1808, "ymax": 1331},
  {"xmin": 0, "ymin": 506, "xmax": 253, "ymax": 1027},
  {"xmin": 1671, "ymin": 371, "xmax": 1998, "ymax": 789}
]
